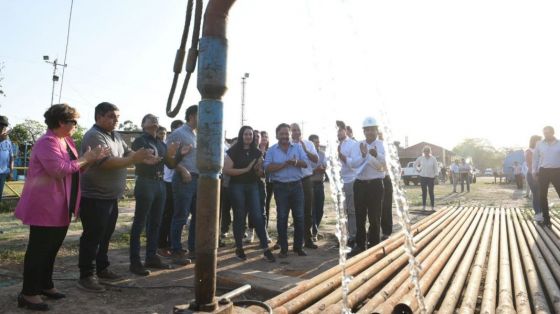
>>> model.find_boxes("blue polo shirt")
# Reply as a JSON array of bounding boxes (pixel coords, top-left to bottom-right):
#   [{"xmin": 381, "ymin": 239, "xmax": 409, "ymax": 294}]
[
  {"xmin": 0, "ymin": 138, "xmax": 14, "ymax": 174},
  {"xmin": 263, "ymin": 143, "xmax": 307, "ymax": 183}
]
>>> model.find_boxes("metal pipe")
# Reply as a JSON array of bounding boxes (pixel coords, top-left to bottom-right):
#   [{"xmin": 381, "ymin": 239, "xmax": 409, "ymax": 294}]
[
  {"xmin": 392, "ymin": 208, "xmax": 484, "ymax": 313},
  {"xmin": 505, "ymin": 209, "xmax": 531, "ymax": 313},
  {"xmin": 457, "ymin": 208, "xmax": 497, "ymax": 314},
  {"xmin": 192, "ymin": 0, "xmax": 236, "ymax": 310},
  {"xmin": 510, "ymin": 207, "xmax": 551, "ymax": 313},
  {"xmin": 480, "ymin": 207, "xmax": 501, "ymax": 314},
  {"xmin": 265, "ymin": 207, "xmax": 453, "ymax": 311},
  {"xmin": 513, "ymin": 208, "xmax": 560, "ymax": 312},
  {"xmin": 311, "ymin": 207, "xmax": 466, "ymax": 314},
  {"xmin": 438, "ymin": 208, "xmax": 494, "ymax": 314},
  {"xmin": 496, "ymin": 208, "xmax": 515, "ymax": 312},
  {"xmin": 373, "ymin": 207, "xmax": 480, "ymax": 314}
]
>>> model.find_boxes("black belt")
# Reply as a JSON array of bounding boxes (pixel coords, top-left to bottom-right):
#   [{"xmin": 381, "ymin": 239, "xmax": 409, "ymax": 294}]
[
  {"xmin": 273, "ymin": 180, "xmax": 301, "ymax": 186},
  {"xmin": 355, "ymin": 178, "xmax": 383, "ymax": 184}
]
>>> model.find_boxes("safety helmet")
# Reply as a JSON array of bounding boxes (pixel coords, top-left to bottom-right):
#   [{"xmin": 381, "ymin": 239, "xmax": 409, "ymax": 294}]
[{"xmin": 362, "ymin": 116, "xmax": 379, "ymax": 128}]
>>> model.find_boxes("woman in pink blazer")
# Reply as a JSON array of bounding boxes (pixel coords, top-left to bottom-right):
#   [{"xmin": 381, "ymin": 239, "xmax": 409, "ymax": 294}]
[{"xmin": 14, "ymin": 104, "xmax": 108, "ymax": 311}]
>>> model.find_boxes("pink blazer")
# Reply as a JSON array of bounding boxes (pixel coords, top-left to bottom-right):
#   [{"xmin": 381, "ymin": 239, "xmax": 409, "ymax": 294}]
[{"xmin": 15, "ymin": 129, "xmax": 81, "ymax": 227}]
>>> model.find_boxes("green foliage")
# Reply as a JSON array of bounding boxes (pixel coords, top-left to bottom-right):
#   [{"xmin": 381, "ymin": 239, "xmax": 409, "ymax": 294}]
[
  {"xmin": 10, "ymin": 119, "xmax": 45, "ymax": 145},
  {"xmin": 71, "ymin": 124, "xmax": 87, "ymax": 151},
  {"xmin": 118, "ymin": 120, "xmax": 140, "ymax": 131},
  {"xmin": 453, "ymin": 138, "xmax": 505, "ymax": 170}
]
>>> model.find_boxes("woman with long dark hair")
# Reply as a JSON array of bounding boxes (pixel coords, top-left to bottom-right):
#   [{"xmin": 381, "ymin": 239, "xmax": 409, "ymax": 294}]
[{"xmin": 223, "ymin": 126, "xmax": 275, "ymax": 262}]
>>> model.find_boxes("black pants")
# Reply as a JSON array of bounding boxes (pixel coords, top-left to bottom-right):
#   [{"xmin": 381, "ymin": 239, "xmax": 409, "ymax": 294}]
[
  {"xmin": 538, "ymin": 168, "xmax": 560, "ymax": 225},
  {"xmin": 159, "ymin": 182, "xmax": 174, "ymax": 248},
  {"xmin": 354, "ymin": 178, "xmax": 384, "ymax": 249},
  {"xmin": 265, "ymin": 181, "xmax": 274, "ymax": 227},
  {"xmin": 515, "ymin": 174, "xmax": 524, "ymax": 189},
  {"xmin": 220, "ymin": 185, "xmax": 232, "ymax": 234},
  {"xmin": 302, "ymin": 176, "xmax": 314, "ymax": 243},
  {"xmin": 381, "ymin": 175, "xmax": 393, "ymax": 236},
  {"xmin": 22, "ymin": 225, "xmax": 68, "ymax": 295},
  {"xmin": 78, "ymin": 197, "xmax": 119, "ymax": 279},
  {"xmin": 420, "ymin": 176, "xmax": 435, "ymax": 208}
]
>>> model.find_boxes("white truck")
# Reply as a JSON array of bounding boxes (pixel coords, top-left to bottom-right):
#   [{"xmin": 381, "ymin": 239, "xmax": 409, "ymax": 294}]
[{"xmin": 401, "ymin": 161, "xmax": 441, "ymax": 186}]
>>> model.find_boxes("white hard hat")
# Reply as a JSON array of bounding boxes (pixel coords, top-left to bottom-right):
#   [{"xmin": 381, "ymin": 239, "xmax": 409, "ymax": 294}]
[{"xmin": 362, "ymin": 116, "xmax": 379, "ymax": 128}]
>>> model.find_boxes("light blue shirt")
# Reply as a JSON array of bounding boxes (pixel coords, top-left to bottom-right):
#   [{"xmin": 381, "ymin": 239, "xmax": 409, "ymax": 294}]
[
  {"xmin": 264, "ymin": 143, "xmax": 308, "ymax": 183},
  {"xmin": 167, "ymin": 124, "xmax": 198, "ymax": 174},
  {"xmin": 533, "ymin": 139, "xmax": 560, "ymax": 173},
  {"xmin": 0, "ymin": 139, "xmax": 14, "ymax": 174}
]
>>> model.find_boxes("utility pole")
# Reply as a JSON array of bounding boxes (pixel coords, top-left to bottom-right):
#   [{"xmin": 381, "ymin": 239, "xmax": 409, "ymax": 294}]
[
  {"xmin": 43, "ymin": 56, "xmax": 66, "ymax": 106},
  {"xmin": 241, "ymin": 72, "xmax": 249, "ymax": 127}
]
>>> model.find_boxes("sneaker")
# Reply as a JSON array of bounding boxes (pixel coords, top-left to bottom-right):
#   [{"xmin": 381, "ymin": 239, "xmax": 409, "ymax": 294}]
[
  {"xmin": 145, "ymin": 256, "xmax": 172, "ymax": 269},
  {"xmin": 312, "ymin": 234, "xmax": 319, "ymax": 242},
  {"xmin": 348, "ymin": 247, "xmax": 365, "ymax": 258},
  {"xmin": 263, "ymin": 249, "xmax": 275, "ymax": 262},
  {"xmin": 97, "ymin": 268, "xmax": 122, "ymax": 281},
  {"xmin": 278, "ymin": 250, "xmax": 288, "ymax": 258},
  {"xmin": 129, "ymin": 263, "xmax": 150, "ymax": 276},
  {"xmin": 235, "ymin": 248, "xmax": 247, "ymax": 261},
  {"xmin": 157, "ymin": 248, "xmax": 172, "ymax": 257},
  {"xmin": 171, "ymin": 251, "xmax": 191, "ymax": 266},
  {"xmin": 220, "ymin": 232, "xmax": 229, "ymax": 239},
  {"xmin": 244, "ymin": 229, "xmax": 255, "ymax": 244},
  {"xmin": 534, "ymin": 213, "xmax": 544, "ymax": 223},
  {"xmin": 77, "ymin": 276, "xmax": 106, "ymax": 293},
  {"xmin": 304, "ymin": 241, "xmax": 318, "ymax": 249},
  {"xmin": 294, "ymin": 248, "xmax": 307, "ymax": 256}
]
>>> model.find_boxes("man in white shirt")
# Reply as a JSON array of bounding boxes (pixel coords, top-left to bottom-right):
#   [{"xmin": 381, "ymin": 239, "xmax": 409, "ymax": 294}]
[
  {"xmin": 347, "ymin": 116, "xmax": 386, "ymax": 257},
  {"xmin": 532, "ymin": 126, "xmax": 560, "ymax": 227},
  {"xmin": 336, "ymin": 121, "xmax": 358, "ymax": 246},
  {"xmin": 414, "ymin": 146, "xmax": 439, "ymax": 210},
  {"xmin": 450, "ymin": 160, "xmax": 460, "ymax": 193},
  {"xmin": 290, "ymin": 123, "xmax": 319, "ymax": 249}
]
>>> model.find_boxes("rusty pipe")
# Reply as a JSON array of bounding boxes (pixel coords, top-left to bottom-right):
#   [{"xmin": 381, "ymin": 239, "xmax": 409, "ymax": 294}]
[
  {"xmin": 479, "ymin": 207, "xmax": 501, "ymax": 314},
  {"xmin": 392, "ymin": 208, "xmax": 485, "ymax": 313},
  {"xmin": 310, "ymin": 207, "xmax": 466, "ymax": 314},
  {"xmin": 457, "ymin": 208, "xmax": 498, "ymax": 314},
  {"xmin": 373, "ymin": 207, "xmax": 481, "ymax": 314},
  {"xmin": 510, "ymin": 207, "xmax": 551, "ymax": 313},
  {"xmin": 265, "ymin": 207, "xmax": 453, "ymax": 311},
  {"xmin": 496, "ymin": 208, "xmax": 515, "ymax": 313},
  {"xmin": 505, "ymin": 209, "xmax": 531, "ymax": 313},
  {"xmin": 437, "ymin": 208, "xmax": 494, "ymax": 314}
]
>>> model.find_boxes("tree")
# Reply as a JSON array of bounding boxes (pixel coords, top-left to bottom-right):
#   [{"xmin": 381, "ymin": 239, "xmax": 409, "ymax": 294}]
[
  {"xmin": 118, "ymin": 120, "xmax": 140, "ymax": 131},
  {"xmin": 9, "ymin": 120, "xmax": 46, "ymax": 145},
  {"xmin": 0, "ymin": 62, "xmax": 6, "ymax": 107},
  {"xmin": 71, "ymin": 124, "xmax": 87, "ymax": 151},
  {"xmin": 453, "ymin": 138, "xmax": 505, "ymax": 170}
]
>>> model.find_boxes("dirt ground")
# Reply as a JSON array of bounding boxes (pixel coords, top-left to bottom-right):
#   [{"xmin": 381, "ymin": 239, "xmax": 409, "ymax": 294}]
[{"xmin": 1, "ymin": 177, "xmax": 559, "ymax": 313}]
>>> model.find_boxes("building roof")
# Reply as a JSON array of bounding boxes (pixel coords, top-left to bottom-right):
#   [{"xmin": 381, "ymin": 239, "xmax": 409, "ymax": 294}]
[{"xmin": 399, "ymin": 141, "xmax": 455, "ymax": 160}]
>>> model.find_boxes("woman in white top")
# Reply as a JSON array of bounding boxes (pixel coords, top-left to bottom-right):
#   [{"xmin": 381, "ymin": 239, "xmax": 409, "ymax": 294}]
[{"xmin": 414, "ymin": 146, "xmax": 439, "ymax": 210}]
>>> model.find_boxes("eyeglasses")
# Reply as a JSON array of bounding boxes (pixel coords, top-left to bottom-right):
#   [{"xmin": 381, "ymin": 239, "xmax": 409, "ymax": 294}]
[{"xmin": 64, "ymin": 120, "xmax": 78, "ymax": 126}]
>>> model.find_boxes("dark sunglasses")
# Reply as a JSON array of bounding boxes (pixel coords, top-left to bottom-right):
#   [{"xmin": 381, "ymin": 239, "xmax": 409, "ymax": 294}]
[{"xmin": 64, "ymin": 120, "xmax": 78, "ymax": 126}]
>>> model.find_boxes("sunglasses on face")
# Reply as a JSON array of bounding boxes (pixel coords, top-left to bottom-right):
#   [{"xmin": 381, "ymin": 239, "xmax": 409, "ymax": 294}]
[{"xmin": 64, "ymin": 120, "xmax": 78, "ymax": 126}]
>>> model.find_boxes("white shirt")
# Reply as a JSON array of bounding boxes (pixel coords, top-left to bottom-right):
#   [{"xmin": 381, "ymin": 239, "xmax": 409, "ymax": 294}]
[
  {"xmin": 292, "ymin": 139, "xmax": 319, "ymax": 178},
  {"xmin": 414, "ymin": 155, "xmax": 439, "ymax": 178},
  {"xmin": 339, "ymin": 137, "xmax": 357, "ymax": 183},
  {"xmin": 533, "ymin": 139, "xmax": 560, "ymax": 173},
  {"xmin": 163, "ymin": 166, "xmax": 174, "ymax": 183},
  {"xmin": 349, "ymin": 139, "xmax": 386, "ymax": 180},
  {"xmin": 450, "ymin": 163, "xmax": 459, "ymax": 174}
]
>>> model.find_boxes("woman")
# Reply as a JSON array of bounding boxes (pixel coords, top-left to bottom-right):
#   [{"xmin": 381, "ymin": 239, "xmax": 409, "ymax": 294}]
[
  {"xmin": 414, "ymin": 145, "xmax": 439, "ymax": 210},
  {"xmin": 526, "ymin": 135, "xmax": 542, "ymax": 222},
  {"xmin": 15, "ymin": 104, "xmax": 108, "ymax": 311},
  {"xmin": 223, "ymin": 126, "xmax": 275, "ymax": 262}
]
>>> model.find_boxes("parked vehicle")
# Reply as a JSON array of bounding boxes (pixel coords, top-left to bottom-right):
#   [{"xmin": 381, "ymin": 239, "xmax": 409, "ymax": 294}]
[
  {"xmin": 402, "ymin": 160, "xmax": 441, "ymax": 186},
  {"xmin": 484, "ymin": 168, "xmax": 493, "ymax": 176}
]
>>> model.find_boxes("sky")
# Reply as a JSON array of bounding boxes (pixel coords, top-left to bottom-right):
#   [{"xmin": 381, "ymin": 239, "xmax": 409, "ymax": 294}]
[{"xmin": 2, "ymin": 0, "xmax": 560, "ymax": 151}]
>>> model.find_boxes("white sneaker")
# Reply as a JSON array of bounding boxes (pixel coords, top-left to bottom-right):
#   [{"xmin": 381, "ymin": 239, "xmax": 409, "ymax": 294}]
[
  {"xmin": 244, "ymin": 229, "xmax": 255, "ymax": 243},
  {"xmin": 534, "ymin": 213, "xmax": 544, "ymax": 223}
]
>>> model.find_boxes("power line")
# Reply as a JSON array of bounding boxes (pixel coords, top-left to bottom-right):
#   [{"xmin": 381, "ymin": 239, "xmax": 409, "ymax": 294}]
[{"xmin": 58, "ymin": 0, "xmax": 75, "ymax": 103}]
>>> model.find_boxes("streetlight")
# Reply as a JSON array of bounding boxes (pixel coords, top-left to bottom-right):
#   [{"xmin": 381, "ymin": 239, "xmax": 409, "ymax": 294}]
[
  {"xmin": 241, "ymin": 72, "xmax": 249, "ymax": 127},
  {"xmin": 43, "ymin": 55, "xmax": 67, "ymax": 106}
]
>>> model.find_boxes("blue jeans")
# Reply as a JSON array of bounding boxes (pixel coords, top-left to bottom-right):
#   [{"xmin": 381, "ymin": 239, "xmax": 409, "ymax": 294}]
[
  {"xmin": 527, "ymin": 172, "xmax": 541, "ymax": 214},
  {"xmin": 0, "ymin": 173, "xmax": 8, "ymax": 201},
  {"xmin": 130, "ymin": 177, "xmax": 166, "ymax": 264},
  {"xmin": 171, "ymin": 173, "xmax": 198, "ymax": 253},
  {"xmin": 312, "ymin": 181, "xmax": 325, "ymax": 236},
  {"xmin": 229, "ymin": 182, "xmax": 268, "ymax": 250},
  {"xmin": 273, "ymin": 181, "xmax": 304, "ymax": 251}
]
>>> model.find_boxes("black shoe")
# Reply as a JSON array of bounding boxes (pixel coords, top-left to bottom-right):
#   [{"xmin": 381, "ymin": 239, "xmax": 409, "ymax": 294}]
[
  {"xmin": 294, "ymin": 248, "xmax": 307, "ymax": 256},
  {"xmin": 348, "ymin": 247, "xmax": 365, "ymax": 258},
  {"xmin": 145, "ymin": 256, "xmax": 173, "ymax": 270},
  {"xmin": 278, "ymin": 250, "xmax": 288, "ymax": 258},
  {"xmin": 97, "ymin": 268, "xmax": 122, "ymax": 281},
  {"xmin": 129, "ymin": 263, "xmax": 150, "ymax": 276},
  {"xmin": 77, "ymin": 276, "xmax": 106, "ymax": 293},
  {"xmin": 305, "ymin": 241, "xmax": 318, "ymax": 249},
  {"xmin": 18, "ymin": 294, "xmax": 49, "ymax": 311},
  {"xmin": 41, "ymin": 290, "xmax": 66, "ymax": 300},
  {"xmin": 235, "ymin": 248, "xmax": 247, "ymax": 261},
  {"xmin": 263, "ymin": 249, "xmax": 276, "ymax": 262}
]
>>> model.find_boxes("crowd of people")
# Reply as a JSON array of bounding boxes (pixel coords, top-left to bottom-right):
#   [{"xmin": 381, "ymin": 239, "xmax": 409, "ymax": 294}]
[{"xmin": 5, "ymin": 102, "xmax": 560, "ymax": 311}]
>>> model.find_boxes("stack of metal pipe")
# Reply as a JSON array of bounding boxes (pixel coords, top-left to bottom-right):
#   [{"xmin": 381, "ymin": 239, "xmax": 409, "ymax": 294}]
[{"xmin": 253, "ymin": 206, "xmax": 560, "ymax": 313}]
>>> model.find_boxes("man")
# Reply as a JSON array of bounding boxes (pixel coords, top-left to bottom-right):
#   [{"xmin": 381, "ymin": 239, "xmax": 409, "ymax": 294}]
[
  {"xmin": 532, "ymin": 126, "xmax": 560, "ymax": 228},
  {"xmin": 290, "ymin": 123, "xmax": 319, "ymax": 249},
  {"xmin": 513, "ymin": 161, "xmax": 523, "ymax": 190},
  {"xmin": 128, "ymin": 114, "xmax": 186, "ymax": 276},
  {"xmin": 78, "ymin": 102, "xmax": 158, "ymax": 292},
  {"xmin": 348, "ymin": 116, "xmax": 386, "ymax": 257},
  {"xmin": 0, "ymin": 116, "xmax": 14, "ymax": 201},
  {"xmin": 459, "ymin": 158, "xmax": 471, "ymax": 192},
  {"xmin": 167, "ymin": 105, "xmax": 198, "ymax": 265},
  {"xmin": 264, "ymin": 123, "xmax": 308, "ymax": 258},
  {"xmin": 336, "ymin": 121, "xmax": 358, "ymax": 246},
  {"xmin": 377, "ymin": 131, "xmax": 393, "ymax": 240},
  {"xmin": 309, "ymin": 134, "xmax": 326, "ymax": 242},
  {"xmin": 415, "ymin": 146, "xmax": 439, "ymax": 210},
  {"xmin": 450, "ymin": 160, "xmax": 460, "ymax": 192}
]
